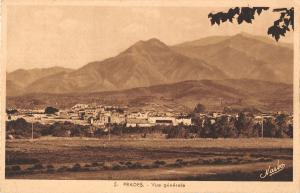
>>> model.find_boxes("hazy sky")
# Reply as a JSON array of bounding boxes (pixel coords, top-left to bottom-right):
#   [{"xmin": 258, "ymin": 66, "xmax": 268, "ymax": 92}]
[{"xmin": 7, "ymin": 6, "xmax": 294, "ymax": 72}]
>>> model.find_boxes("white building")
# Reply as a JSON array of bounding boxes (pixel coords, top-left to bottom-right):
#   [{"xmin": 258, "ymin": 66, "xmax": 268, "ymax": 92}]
[
  {"xmin": 148, "ymin": 116, "xmax": 176, "ymax": 126},
  {"xmin": 128, "ymin": 112, "xmax": 148, "ymax": 119},
  {"xmin": 111, "ymin": 112, "xmax": 126, "ymax": 124},
  {"xmin": 175, "ymin": 117, "xmax": 192, "ymax": 126},
  {"xmin": 72, "ymin": 104, "xmax": 89, "ymax": 110},
  {"xmin": 126, "ymin": 118, "xmax": 154, "ymax": 127}
]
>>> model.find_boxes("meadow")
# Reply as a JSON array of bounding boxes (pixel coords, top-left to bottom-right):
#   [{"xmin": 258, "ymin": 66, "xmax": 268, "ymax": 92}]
[{"xmin": 5, "ymin": 137, "xmax": 293, "ymax": 180}]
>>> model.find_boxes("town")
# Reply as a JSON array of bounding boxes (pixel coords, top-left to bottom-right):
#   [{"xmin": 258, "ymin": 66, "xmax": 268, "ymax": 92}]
[
  {"xmin": 6, "ymin": 103, "xmax": 292, "ymax": 126},
  {"xmin": 7, "ymin": 103, "xmax": 193, "ymax": 127},
  {"xmin": 6, "ymin": 103, "xmax": 293, "ymax": 139}
]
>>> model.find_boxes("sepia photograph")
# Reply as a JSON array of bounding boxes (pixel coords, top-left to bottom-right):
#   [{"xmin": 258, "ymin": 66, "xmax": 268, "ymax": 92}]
[{"xmin": 1, "ymin": 1, "xmax": 297, "ymax": 186}]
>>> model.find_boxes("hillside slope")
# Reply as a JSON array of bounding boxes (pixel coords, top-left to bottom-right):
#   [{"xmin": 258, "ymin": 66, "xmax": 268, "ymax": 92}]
[
  {"xmin": 172, "ymin": 33, "xmax": 293, "ymax": 83},
  {"xmin": 7, "ymin": 34, "xmax": 293, "ymax": 96},
  {"xmin": 7, "ymin": 79, "xmax": 292, "ymax": 112}
]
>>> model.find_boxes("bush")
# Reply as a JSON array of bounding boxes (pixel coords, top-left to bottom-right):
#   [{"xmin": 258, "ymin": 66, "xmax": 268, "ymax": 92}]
[
  {"xmin": 125, "ymin": 161, "xmax": 132, "ymax": 166},
  {"xmin": 45, "ymin": 106, "xmax": 59, "ymax": 114},
  {"xmin": 153, "ymin": 160, "xmax": 166, "ymax": 165},
  {"xmin": 32, "ymin": 163, "xmax": 44, "ymax": 170},
  {"xmin": 57, "ymin": 166, "xmax": 68, "ymax": 172},
  {"xmin": 71, "ymin": 163, "xmax": 81, "ymax": 172},
  {"xmin": 45, "ymin": 165, "xmax": 54, "ymax": 172},
  {"xmin": 174, "ymin": 159, "xmax": 188, "ymax": 167},
  {"xmin": 112, "ymin": 163, "xmax": 121, "ymax": 170},
  {"xmin": 128, "ymin": 162, "xmax": 142, "ymax": 169},
  {"xmin": 11, "ymin": 165, "xmax": 21, "ymax": 171}
]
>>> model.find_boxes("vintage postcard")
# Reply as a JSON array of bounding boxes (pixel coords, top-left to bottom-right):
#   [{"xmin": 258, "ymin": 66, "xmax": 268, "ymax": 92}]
[{"xmin": 0, "ymin": 0, "xmax": 299, "ymax": 193}]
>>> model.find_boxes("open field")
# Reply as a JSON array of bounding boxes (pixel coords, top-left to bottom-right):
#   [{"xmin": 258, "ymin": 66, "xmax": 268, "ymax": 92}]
[{"xmin": 6, "ymin": 137, "xmax": 293, "ymax": 180}]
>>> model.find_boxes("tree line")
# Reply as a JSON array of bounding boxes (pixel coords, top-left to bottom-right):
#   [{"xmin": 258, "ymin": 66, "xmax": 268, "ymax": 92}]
[{"xmin": 6, "ymin": 112, "xmax": 292, "ymax": 139}]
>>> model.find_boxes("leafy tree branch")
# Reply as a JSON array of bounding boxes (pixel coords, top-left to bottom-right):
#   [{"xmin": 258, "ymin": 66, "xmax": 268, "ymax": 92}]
[{"xmin": 208, "ymin": 7, "xmax": 294, "ymax": 41}]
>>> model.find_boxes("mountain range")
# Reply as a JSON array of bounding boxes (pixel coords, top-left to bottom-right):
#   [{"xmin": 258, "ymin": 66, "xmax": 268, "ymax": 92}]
[
  {"xmin": 6, "ymin": 67, "xmax": 73, "ymax": 96},
  {"xmin": 7, "ymin": 79, "xmax": 292, "ymax": 112},
  {"xmin": 7, "ymin": 33, "xmax": 293, "ymax": 97},
  {"xmin": 6, "ymin": 33, "xmax": 293, "ymax": 111}
]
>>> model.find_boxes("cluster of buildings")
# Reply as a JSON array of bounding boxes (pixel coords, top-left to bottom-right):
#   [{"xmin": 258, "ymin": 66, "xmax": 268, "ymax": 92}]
[
  {"xmin": 6, "ymin": 103, "xmax": 293, "ymax": 128},
  {"xmin": 6, "ymin": 104, "xmax": 192, "ymax": 128},
  {"xmin": 70, "ymin": 104, "xmax": 192, "ymax": 127}
]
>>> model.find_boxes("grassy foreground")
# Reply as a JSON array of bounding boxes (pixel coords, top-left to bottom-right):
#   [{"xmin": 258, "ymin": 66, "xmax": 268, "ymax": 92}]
[{"xmin": 6, "ymin": 137, "xmax": 293, "ymax": 181}]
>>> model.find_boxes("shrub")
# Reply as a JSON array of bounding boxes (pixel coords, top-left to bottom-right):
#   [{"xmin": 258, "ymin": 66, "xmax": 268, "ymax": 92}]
[
  {"xmin": 32, "ymin": 163, "xmax": 44, "ymax": 170},
  {"xmin": 125, "ymin": 161, "xmax": 132, "ymax": 166},
  {"xmin": 57, "ymin": 166, "xmax": 68, "ymax": 172},
  {"xmin": 154, "ymin": 160, "xmax": 166, "ymax": 165},
  {"xmin": 45, "ymin": 164, "xmax": 54, "ymax": 172},
  {"xmin": 112, "ymin": 163, "xmax": 121, "ymax": 170},
  {"xmin": 11, "ymin": 165, "xmax": 21, "ymax": 171},
  {"xmin": 174, "ymin": 159, "xmax": 188, "ymax": 167},
  {"xmin": 128, "ymin": 162, "xmax": 142, "ymax": 169},
  {"xmin": 176, "ymin": 159, "xmax": 183, "ymax": 162},
  {"xmin": 71, "ymin": 163, "xmax": 81, "ymax": 172},
  {"xmin": 45, "ymin": 106, "xmax": 59, "ymax": 114}
]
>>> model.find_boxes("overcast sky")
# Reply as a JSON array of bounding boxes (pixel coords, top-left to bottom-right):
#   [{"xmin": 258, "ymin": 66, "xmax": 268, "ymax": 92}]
[{"xmin": 7, "ymin": 6, "xmax": 294, "ymax": 72}]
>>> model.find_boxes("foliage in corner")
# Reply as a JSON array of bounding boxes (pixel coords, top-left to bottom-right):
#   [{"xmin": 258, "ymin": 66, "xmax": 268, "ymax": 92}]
[{"xmin": 208, "ymin": 7, "xmax": 294, "ymax": 41}]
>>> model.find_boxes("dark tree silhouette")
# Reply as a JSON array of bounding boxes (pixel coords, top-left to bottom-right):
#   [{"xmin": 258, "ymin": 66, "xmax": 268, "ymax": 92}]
[
  {"xmin": 6, "ymin": 109, "xmax": 18, "ymax": 114},
  {"xmin": 44, "ymin": 106, "xmax": 59, "ymax": 114},
  {"xmin": 208, "ymin": 7, "xmax": 294, "ymax": 41},
  {"xmin": 193, "ymin": 103, "xmax": 206, "ymax": 113}
]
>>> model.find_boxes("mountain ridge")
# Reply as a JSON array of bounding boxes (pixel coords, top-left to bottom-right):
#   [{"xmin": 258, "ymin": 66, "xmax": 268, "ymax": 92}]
[
  {"xmin": 7, "ymin": 79, "xmax": 292, "ymax": 112},
  {"xmin": 7, "ymin": 33, "xmax": 293, "ymax": 96}
]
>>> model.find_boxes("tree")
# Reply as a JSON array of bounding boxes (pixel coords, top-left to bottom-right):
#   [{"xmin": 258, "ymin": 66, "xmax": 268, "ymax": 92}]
[
  {"xmin": 208, "ymin": 7, "xmax": 294, "ymax": 41},
  {"xmin": 263, "ymin": 118, "xmax": 276, "ymax": 137},
  {"xmin": 287, "ymin": 124, "xmax": 293, "ymax": 138},
  {"xmin": 44, "ymin": 106, "xmax": 59, "ymax": 114},
  {"xmin": 215, "ymin": 116, "xmax": 238, "ymax": 138},
  {"xmin": 6, "ymin": 109, "xmax": 18, "ymax": 114},
  {"xmin": 234, "ymin": 112, "xmax": 255, "ymax": 137},
  {"xmin": 199, "ymin": 117, "xmax": 214, "ymax": 138},
  {"xmin": 274, "ymin": 114, "xmax": 289, "ymax": 137},
  {"xmin": 6, "ymin": 118, "xmax": 44, "ymax": 139},
  {"xmin": 193, "ymin": 103, "xmax": 206, "ymax": 113}
]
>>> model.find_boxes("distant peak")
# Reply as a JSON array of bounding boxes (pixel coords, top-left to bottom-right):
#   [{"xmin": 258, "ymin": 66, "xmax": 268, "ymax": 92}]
[
  {"xmin": 123, "ymin": 38, "xmax": 169, "ymax": 54},
  {"xmin": 9, "ymin": 66, "xmax": 73, "ymax": 74},
  {"xmin": 146, "ymin": 37, "xmax": 163, "ymax": 43},
  {"xmin": 233, "ymin": 32, "xmax": 253, "ymax": 38},
  {"xmin": 231, "ymin": 32, "xmax": 292, "ymax": 48},
  {"xmin": 136, "ymin": 38, "xmax": 166, "ymax": 46}
]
